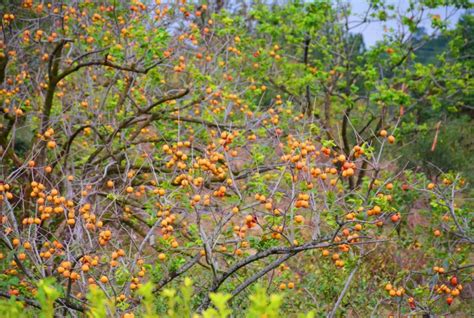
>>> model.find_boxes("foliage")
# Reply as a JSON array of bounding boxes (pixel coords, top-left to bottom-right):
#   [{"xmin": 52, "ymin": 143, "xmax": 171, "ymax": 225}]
[{"xmin": 0, "ymin": 0, "xmax": 472, "ymax": 317}]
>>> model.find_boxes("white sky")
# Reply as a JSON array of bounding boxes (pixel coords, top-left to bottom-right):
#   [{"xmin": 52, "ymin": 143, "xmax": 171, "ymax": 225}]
[{"xmin": 347, "ymin": 0, "xmax": 466, "ymax": 46}]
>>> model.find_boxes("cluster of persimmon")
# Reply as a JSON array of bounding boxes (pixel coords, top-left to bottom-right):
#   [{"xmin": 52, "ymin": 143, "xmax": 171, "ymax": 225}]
[
  {"xmin": 27, "ymin": 182, "xmax": 74, "ymax": 222},
  {"xmin": 321, "ymin": 235, "xmax": 358, "ymax": 266},
  {"xmin": 190, "ymin": 194, "xmax": 212, "ymax": 207},
  {"xmin": 292, "ymin": 112, "xmax": 306, "ymax": 122},
  {"xmin": 110, "ymin": 249, "xmax": 127, "ymax": 267},
  {"xmin": 270, "ymin": 225, "xmax": 284, "ymax": 239},
  {"xmin": 234, "ymin": 241, "xmax": 248, "ymax": 256},
  {"xmin": 254, "ymin": 193, "xmax": 270, "ymax": 208},
  {"xmin": 323, "ymin": 152, "xmax": 356, "ymax": 177},
  {"xmin": 279, "ymin": 135, "xmax": 364, "ymax": 186},
  {"xmin": 218, "ymin": 131, "xmax": 238, "ymax": 151},
  {"xmin": 295, "ymin": 193, "xmax": 310, "ymax": 209},
  {"xmin": 1, "ymin": 83, "xmax": 26, "ymax": 116},
  {"xmin": 7, "ymin": 286, "xmax": 20, "ymax": 297},
  {"xmin": 36, "ymin": 127, "xmax": 58, "ymax": 150},
  {"xmin": 162, "ymin": 142, "xmax": 191, "ymax": 169},
  {"xmin": 129, "ymin": 274, "xmax": 144, "ymax": 291},
  {"xmin": 99, "ymin": 230, "xmax": 112, "ymax": 246},
  {"xmin": 37, "ymin": 241, "xmax": 63, "ymax": 260},
  {"xmin": 244, "ymin": 214, "xmax": 258, "ymax": 229},
  {"xmin": 322, "ymin": 250, "xmax": 345, "ymax": 268},
  {"xmin": 214, "ymin": 184, "xmax": 232, "ymax": 198},
  {"xmin": 159, "ymin": 212, "xmax": 177, "ymax": 237},
  {"xmin": 78, "ymin": 255, "xmax": 100, "ymax": 274},
  {"xmin": 351, "ymin": 145, "xmax": 365, "ymax": 158},
  {"xmin": 262, "ymin": 108, "xmax": 280, "ymax": 126},
  {"xmin": 8, "ymin": 279, "xmax": 37, "ymax": 298},
  {"xmin": 227, "ymin": 41, "xmax": 242, "ymax": 56},
  {"xmin": 232, "ymin": 223, "xmax": 248, "ymax": 240},
  {"xmin": 129, "ymin": 0, "xmax": 147, "ymax": 13},
  {"xmin": 340, "ymin": 160, "xmax": 357, "ymax": 178},
  {"xmin": 278, "ymin": 281, "xmax": 296, "ymax": 290},
  {"xmin": 442, "ymin": 177, "xmax": 454, "ymax": 186},
  {"xmin": 12, "ymin": 239, "xmax": 64, "ymax": 261},
  {"xmin": 125, "ymin": 183, "xmax": 150, "ymax": 198},
  {"xmin": 276, "ymin": 264, "xmax": 298, "ymax": 290},
  {"xmin": 384, "ymin": 283, "xmax": 406, "ymax": 297},
  {"xmin": 433, "ymin": 266, "xmax": 446, "ymax": 274},
  {"xmin": 366, "ymin": 203, "xmax": 400, "ymax": 225},
  {"xmin": 79, "ymin": 203, "xmax": 103, "ymax": 230},
  {"xmin": 0, "ymin": 182, "xmax": 13, "ymax": 203},
  {"xmin": 308, "ymin": 167, "xmax": 326, "ymax": 181},
  {"xmin": 193, "ymin": 152, "xmax": 228, "ymax": 180},
  {"xmin": 125, "ymin": 184, "xmax": 150, "ymax": 199},
  {"xmin": 284, "ymin": 135, "xmax": 318, "ymax": 159},
  {"xmin": 162, "ymin": 141, "xmax": 227, "ymax": 181},
  {"xmin": 367, "ymin": 205, "xmax": 382, "ymax": 217},
  {"xmin": 370, "ymin": 185, "xmax": 396, "ymax": 206},
  {"xmin": 4, "ymin": 257, "xmax": 19, "ymax": 276},
  {"xmin": 435, "ymin": 275, "xmax": 463, "ymax": 305},
  {"xmin": 407, "ymin": 296, "xmax": 416, "ymax": 310},
  {"xmin": 57, "ymin": 261, "xmax": 80, "ymax": 281},
  {"xmin": 2, "ymin": 13, "xmax": 15, "ymax": 25},
  {"xmin": 268, "ymin": 44, "xmax": 282, "ymax": 61},
  {"xmin": 247, "ymin": 133, "xmax": 257, "ymax": 141},
  {"xmin": 379, "ymin": 129, "xmax": 396, "ymax": 144},
  {"xmin": 274, "ymin": 95, "xmax": 284, "ymax": 106},
  {"xmin": 173, "ymin": 55, "xmax": 187, "ymax": 72},
  {"xmin": 172, "ymin": 174, "xmax": 193, "ymax": 187},
  {"xmin": 203, "ymin": 89, "xmax": 223, "ymax": 114},
  {"xmin": 340, "ymin": 226, "xmax": 361, "ymax": 244}
]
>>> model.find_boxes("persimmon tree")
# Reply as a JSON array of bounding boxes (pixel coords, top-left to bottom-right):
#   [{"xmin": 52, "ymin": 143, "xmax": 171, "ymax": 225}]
[{"xmin": 0, "ymin": 0, "xmax": 472, "ymax": 317}]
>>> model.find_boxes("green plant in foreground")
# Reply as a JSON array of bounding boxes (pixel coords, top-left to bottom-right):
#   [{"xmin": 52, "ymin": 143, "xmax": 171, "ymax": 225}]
[{"xmin": 0, "ymin": 278, "xmax": 315, "ymax": 318}]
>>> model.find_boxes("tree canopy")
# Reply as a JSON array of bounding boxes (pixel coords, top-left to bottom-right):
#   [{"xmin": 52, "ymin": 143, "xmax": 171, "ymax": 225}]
[{"xmin": 0, "ymin": 1, "xmax": 472, "ymax": 317}]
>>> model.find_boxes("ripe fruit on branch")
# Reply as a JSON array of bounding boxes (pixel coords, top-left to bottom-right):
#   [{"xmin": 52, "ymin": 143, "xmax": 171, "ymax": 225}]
[
  {"xmin": 391, "ymin": 213, "xmax": 400, "ymax": 223},
  {"xmin": 446, "ymin": 296, "xmax": 453, "ymax": 305},
  {"xmin": 47, "ymin": 140, "xmax": 57, "ymax": 149},
  {"xmin": 450, "ymin": 276, "xmax": 458, "ymax": 286},
  {"xmin": 294, "ymin": 215, "xmax": 304, "ymax": 224}
]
